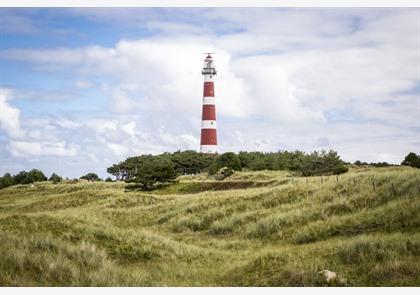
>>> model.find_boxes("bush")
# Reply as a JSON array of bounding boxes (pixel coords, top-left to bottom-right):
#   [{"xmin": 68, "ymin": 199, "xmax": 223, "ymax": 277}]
[
  {"xmin": 80, "ymin": 173, "xmax": 100, "ymax": 182},
  {"xmin": 207, "ymin": 163, "xmax": 219, "ymax": 175},
  {"xmin": 300, "ymin": 150, "xmax": 348, "ymax": 176},
  {"xmin": 125, "ymin": 157, "xmax": 177, "ymax": 191},
  {"xmin": 105, "ymin": 177, "xmax": 113, "ymax": 182},
  {"xmin": 49, "ymin": 173, "xmax": 63, "ymax": 184},
  {"xmin": 370, "ymin": 162, "xmax": 392, "ymax": 167},
  {"xmin": 0, "ymin": 173, "xmax": 14, "ymax": 189},
  {"xmin": 220, "ymin": 167, "xmax": 234, "ymax": 178},
  {"xmin": 216, "ymin": 152, "xmax": 242, "ymax": 171},
  {"xmin": 401, "ymin": 152, "xmax": 420, "ymax": 168},
  {"xmin": 333, "ymin": 164, "xmax": 349, "ymax": 175},
  {"xmin": 12, "ymin": 169, "xmax": 47, "ymax": 185},
  {"xmin": 214, "ymin": 167, "xmax": 234, "ymax": 180}
]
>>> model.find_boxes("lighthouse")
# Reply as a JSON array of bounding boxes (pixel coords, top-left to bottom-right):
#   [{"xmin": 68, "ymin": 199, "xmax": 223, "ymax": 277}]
[{"xmin": 200, "ymin": 53, "xmax": 218, "ymax": 154}]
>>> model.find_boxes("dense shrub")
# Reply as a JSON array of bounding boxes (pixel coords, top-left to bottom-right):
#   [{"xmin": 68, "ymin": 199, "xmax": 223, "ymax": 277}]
[
  {"xmin": 170, "ymin": 150, "xmax": 214, "ymax": 174},
  {"xmin": 214, "ymin": 167, "xmax": 235, "ymax": 180},
  {"xmin": 215, "ymin": 152, "xmax": 242, "ymax": 171},
  {"xmin": 207, "ymin": 163, "xmax": 219, "ymax": 175},
  {"xmin": 0, "ymin": 173, "xmax": 14, "ymax": 189},
  {"xmin": 49, "ymin": 173, "xmax": 63, "ymax": 184},
  {"xmin": 299, "ymin": 151, "xmax": 348, "ymax": 176},
  {"xmin": 80, "ymin": 173, "xmax": 101, "ymax": 182},
  {"xmin": 107, "ymin": 150, "xmax": 214, "ymax": 180},
  {"xmin": 125, "ymin": 157, "xmax": 177, "ymax": 191},
  {"xmin": 401, "ymin": 152, "xmax": 420, "ymax": 168},
  {"xmin": 14, "ymin": 169, "xmax": 47, "ymax": 184}
]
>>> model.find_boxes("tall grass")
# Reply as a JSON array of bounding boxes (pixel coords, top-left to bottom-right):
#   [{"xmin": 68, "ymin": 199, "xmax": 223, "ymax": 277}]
[{"xmin": 0, "ymin": 166, "xmax": 419, "ymax": 286}]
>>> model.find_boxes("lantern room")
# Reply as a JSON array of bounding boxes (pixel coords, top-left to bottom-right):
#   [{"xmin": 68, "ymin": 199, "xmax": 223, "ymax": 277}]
[{"xmin": 202, "ymin": 54, "xmax": 217, "ymax": 76}]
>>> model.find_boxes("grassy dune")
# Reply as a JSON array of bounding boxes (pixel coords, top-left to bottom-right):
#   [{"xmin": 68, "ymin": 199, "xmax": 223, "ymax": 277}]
[{"xmin": 0, "ymin": 166, "xmax": 419, "ymax": 286}]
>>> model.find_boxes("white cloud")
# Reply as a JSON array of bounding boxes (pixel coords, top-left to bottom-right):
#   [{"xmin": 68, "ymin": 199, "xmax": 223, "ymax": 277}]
[
  {"xmin": 55, "ymin": 118, "xmax": 83, "ymax": 129},
  {"xmin": 9, "ymin": 140, "xmax": 42, "ymax": 156},
  {"xmin": 9, "ymin": 140, "xmax": 78, "ymax": 157},
  {"xmin": 121, "ymin": 121, "xmax": 136, "ymax": 136},
  {"xmin": 0, "ymin": 89, "xmax": 81, "ymax": 158},
  {"xmin": 109, "ymin": 88, "xmax": 141, "ymax": 114},
  {"xmin": 107, "ymin": 142, "xmax": 129, "ymax": 156},
  {"xmin": 0, "ymin": 88, "xmax": 25, "ymax": 138}
]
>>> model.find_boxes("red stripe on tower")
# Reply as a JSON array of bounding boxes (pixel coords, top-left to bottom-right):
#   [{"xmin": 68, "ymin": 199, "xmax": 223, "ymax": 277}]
[
  {"xmin": 200, "ymin": 54, "xmax": 218, "ymax": 154},
  {"xmin": 201, "ymin": 129, "xmax": 217, "ymax": 145},
  {"xmin": 202, "ymin": 105, "xmax": 216, "ymax": 120},
  {"xmin": 203, "ymin": 82, "xmax": 214, "ymax": 97}
]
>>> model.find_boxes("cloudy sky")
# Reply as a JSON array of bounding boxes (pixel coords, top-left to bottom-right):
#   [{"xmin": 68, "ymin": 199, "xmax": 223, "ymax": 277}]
[{"xmin": 0, "ymin": 8, "xmax": 419, "ymax": 178}]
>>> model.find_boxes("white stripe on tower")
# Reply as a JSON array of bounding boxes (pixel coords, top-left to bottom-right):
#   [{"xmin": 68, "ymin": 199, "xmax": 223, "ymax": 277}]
[
  {"xmin": 200, "ymin": 53, "xmax": 217, "ymax": 154},
  {"xmin": 200, "ymin": 145, "xmax": 218, "ymax": 154},
  {"xmin": 201, "ymin": 120, "xmax": 217, "ymax": 129},
  {"xmin": 203, "ymin": 97, "xmax": 216, "ymax": 105},
  {"xmin": 204, "ymin": 75, "xmax": 214, "ymax": 82}
]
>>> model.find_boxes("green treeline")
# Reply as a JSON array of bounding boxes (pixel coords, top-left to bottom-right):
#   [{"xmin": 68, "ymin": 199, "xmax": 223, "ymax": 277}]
[
  {"xmin": 0, "ymin": 170, "xmax": 65, "ymax": 190},
  {"xmin": 1, "ymin": 151, "xmax": 418, "ymax": 191},
  {"xmin": 0, "ymin": 169, "xmax": 48, "ymax": 189},
  {"xmin": 107, "ymin": 149, "xmax": 349, "ymax": 184}
]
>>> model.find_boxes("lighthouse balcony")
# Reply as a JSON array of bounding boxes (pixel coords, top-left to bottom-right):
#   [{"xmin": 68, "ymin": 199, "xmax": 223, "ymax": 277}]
[{"xmin": 202, "ymin": 68, "xmax": 217, "ymax": 75}]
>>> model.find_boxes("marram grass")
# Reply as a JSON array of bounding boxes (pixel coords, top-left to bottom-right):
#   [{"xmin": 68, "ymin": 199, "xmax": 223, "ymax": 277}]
[{"xmin": 0, "ymin": 166, "xmax": 419, "ymax": 286}]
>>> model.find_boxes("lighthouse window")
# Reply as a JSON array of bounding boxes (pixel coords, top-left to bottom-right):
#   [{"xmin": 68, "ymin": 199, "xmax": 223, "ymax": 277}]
[{"xmin": 211, "ymin": 122, "xmax": 213, "ymax": 125}]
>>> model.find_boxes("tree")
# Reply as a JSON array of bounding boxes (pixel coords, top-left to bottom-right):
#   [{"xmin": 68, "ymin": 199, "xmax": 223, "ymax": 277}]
[
  {"xmin": 107, "ymin": 164, "xmax": 122, "ymax": 180},
  {"xmin": 12, "ymin": 169, "xmax": 47, "ymax": 185},
  {"xmin": 126, "ymin": 158, "xmax": 176, "ymax": 191},
  {"xmin": 13, "ymin": 171, "xmax": 29, "ymax": 184},
  {"xmin": 402, "ymin": 152, "xmax": 420, "ymax": 168},
  {"xmin": 0, "ymin": 173, "xmax": 14, "ymax": 189},
  {"xmin": 105, "ymin": 177, "xmax": 113, "ymax": 182},
  {"xmin": 170, "ymin": 150, "xmax": 214, "ymax": 175},
  {"xmin": 49, "ymin": 173, "xmax": 62, "ymax": 183},
  {"xmin": 27, "ymin": 169, "xmax": 47, "ymax": 182},
  {"xmin": 370, "ymin": 162, "xmax": 392, "ymax": 167},
  {"xmin": 107, "ymin": 149, "xmax": 350, "ymax": 183},
  {"xmin": 216, "ymin": 152, "xmax": 242, "ymax": 171},
  {"xmin": 299, "ymin": 150, "xmax": 348, "ymax": 176},
  {"xmin": 80, "ymin": 173, "xmax": 100, "ymax": 181}
]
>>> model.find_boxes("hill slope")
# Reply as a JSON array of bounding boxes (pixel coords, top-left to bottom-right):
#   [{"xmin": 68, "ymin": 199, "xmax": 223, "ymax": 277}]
[{"xmin": 0, "ymin": 167, "xmax": 419, "ymax": 286}]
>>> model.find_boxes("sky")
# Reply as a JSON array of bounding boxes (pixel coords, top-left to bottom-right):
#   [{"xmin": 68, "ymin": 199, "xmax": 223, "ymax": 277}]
[{"xmin": 0, "ymin": 8, "xmax": 419, "ymax": 178}]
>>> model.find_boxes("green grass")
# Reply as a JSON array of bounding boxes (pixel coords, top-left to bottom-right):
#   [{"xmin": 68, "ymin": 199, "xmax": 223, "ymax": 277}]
[{"xmin": 0, "ymin": 166, "xmax": 419, "ymax": 286}]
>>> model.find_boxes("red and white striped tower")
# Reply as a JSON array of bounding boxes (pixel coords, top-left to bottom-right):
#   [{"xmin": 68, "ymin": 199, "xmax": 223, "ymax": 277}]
[{"xmin": 200, "ymin": 53, "xmax": 218, "ymax": 154}]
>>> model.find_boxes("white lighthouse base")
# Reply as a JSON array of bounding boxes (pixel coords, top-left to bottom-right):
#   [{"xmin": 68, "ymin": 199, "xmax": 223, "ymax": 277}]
[{"xmin": 200, "ymin": 145, "xmax": 218, "ymax": 154}]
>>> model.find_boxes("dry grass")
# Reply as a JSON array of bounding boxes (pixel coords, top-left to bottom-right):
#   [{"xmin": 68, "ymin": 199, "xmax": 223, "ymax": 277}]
[{"xmin": 0, "ymin": 166, "xmax": 419, "ymax": 286}]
